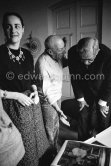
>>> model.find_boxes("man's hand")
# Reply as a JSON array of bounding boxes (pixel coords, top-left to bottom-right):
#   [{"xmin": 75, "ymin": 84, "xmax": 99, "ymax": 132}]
[
  {"xmin": 58, "ymin": 109, "xmax": 70, "ymax": 126},
  {"xmin": 51, "ymin": 101, "xmax": 67, "ymax": 119},
  {"xmin": 99, "ymin": 105, "xmax": 109, "ymax": 117},
  {"xmin": 78, "ymin": 100, "xmax": 89, "ymax": 111},
  {"xmin": 57, "ymin": 109, "xmax": 67, "ymax": 119}
]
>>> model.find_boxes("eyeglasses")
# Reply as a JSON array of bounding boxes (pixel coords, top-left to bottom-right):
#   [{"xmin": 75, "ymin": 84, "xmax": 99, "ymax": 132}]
[
  {"xmin": 79, "ymin": 48, "xmax": 97, "ymax": 64},
  {"xmin": 81, "ymin": 59, "xmax": 95, "ymax": 65}
]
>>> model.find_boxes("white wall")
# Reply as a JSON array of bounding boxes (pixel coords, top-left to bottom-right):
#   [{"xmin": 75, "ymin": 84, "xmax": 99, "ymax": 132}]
[{"xmin": 0, "ymin": 0, "xmax": 111, "ymax": 54}]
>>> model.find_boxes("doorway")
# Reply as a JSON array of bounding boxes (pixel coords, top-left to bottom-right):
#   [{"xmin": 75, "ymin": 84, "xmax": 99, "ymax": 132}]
[{"xmin": 48, "ymin": 0, "xmax": 102, "ymax": 100}]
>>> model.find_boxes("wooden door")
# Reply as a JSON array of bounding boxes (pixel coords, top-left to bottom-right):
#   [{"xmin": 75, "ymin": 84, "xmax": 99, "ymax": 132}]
[
  {"xmin": 50, "ymin": 1, "xmax": 77, "ymax": 100},
  {"xmin": 49, "ymin": 0, "xmax": 102, "ymax": 100},
  {"xmin": 76, "ymin": 0, "xmax": 101, "ymax": 41}
]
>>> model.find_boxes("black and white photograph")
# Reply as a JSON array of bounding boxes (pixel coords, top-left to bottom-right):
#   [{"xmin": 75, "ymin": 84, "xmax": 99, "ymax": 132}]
[
  {"xmin": 58, "ymin": 140, "xmax": 111, "ymax": 166},
  {"xmin": 0, "ymin": 0, "xmax": 111, "ymax": 166}
]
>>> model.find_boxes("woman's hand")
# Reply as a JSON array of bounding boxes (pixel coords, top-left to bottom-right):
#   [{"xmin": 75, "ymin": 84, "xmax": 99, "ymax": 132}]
[
  {"xmin": 30, "ymin": 85, "xmax": 39, "ymax": 104},
  {"xmin": 15, "ymin": 92, "xmax": 34, "ymax": 106},
  {"xmin": 0, "ymin": 90, "xmax": 34, "ymax": 106}
]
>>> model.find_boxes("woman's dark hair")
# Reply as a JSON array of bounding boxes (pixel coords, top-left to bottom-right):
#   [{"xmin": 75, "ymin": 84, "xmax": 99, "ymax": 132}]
[{"xmin": 2, "ymin": 12, "xmax": 24, "ymax": 31}]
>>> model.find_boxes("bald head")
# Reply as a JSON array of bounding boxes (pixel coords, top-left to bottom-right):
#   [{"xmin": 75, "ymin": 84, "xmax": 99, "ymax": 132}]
[
  {"xmin": 45, "ymin": 35, "xmax": 64, "ymax": 50},
  {"xmin": 77, "ymin": 37, "xmax": 99, "ymax": 65},
  {"xmin": 44, "ymin": 35, "xmax": 66, "ymax": 61}
]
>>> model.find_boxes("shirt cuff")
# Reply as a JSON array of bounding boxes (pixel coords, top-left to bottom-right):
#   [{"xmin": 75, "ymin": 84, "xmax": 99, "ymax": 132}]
[
  {"xmin": 98, "ymin": 99, "xmax": 107, "ymax": 106},
  {"xmin": 77, "ymin": 97, "xmax": 84, "ymax": 102}
]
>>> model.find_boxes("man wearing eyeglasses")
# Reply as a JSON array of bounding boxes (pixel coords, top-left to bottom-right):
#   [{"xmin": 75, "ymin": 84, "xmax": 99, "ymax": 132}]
[{"xmin": 68, "ymin": 37, "xmax": 111, "ymax": 141}]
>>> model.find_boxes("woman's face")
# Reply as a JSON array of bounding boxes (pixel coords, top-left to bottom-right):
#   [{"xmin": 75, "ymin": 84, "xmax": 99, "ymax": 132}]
[{"xmin": 4, "ymin": 15, "xmax": 24, "ymax": 45}]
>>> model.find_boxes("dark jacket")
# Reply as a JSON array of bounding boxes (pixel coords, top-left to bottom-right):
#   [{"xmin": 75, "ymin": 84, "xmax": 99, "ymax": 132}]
[{"xmin": 68, "ymin": 44, "xmax": 111, "ymax": 104}]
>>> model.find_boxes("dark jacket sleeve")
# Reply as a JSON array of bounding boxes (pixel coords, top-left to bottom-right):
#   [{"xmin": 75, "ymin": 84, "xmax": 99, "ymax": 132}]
[
  {"xmin": 98, "ymin": 44, "xmax": 111, "ymax": 102},
  {"xmin": 68, "ymin": 46, "xmax": 84, "ymax": 99},
  {"xmin": 62, "ymin": 57, "xmax": 68, "ymax": 68}
]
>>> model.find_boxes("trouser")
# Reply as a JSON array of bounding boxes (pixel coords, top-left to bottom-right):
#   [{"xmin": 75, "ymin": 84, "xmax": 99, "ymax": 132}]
[
  {"xmin": 61, "ymin": 99, "xmax": 111, "ymax": 141},
  {"xmin": 40, "ymin": 99, "xmax": 60, "ymax": 149},
  {"xmin": 61, "ymin": 99, "xmax": 90, "ymax": 141}
]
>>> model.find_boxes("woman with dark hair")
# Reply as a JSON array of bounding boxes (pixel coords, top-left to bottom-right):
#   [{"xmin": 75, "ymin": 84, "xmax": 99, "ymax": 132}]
[{"xmin": 0, "ymin": 12, "xmax": 50, "ymax": 166}]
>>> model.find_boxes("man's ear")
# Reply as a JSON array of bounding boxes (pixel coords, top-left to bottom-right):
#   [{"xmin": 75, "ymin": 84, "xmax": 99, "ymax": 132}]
[
  {"xmin": 93, "ymin": 38, "xmax": 99, "ymax": 55},
  {"xmin": 62, "ymin": 37, "xmax": 67, "ymax": 47},
  {"xmin": 47, "ymin": 49, "xmax": 53, "ymax": 56}
]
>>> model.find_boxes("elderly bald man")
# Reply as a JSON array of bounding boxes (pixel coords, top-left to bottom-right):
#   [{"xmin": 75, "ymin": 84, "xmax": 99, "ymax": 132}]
[
  {"xmin": 68, "ymin": 37, "xmax": 111, "ymax": 141},
  {"xmin": 35, "ymin": 35, "xmax": 67, "ymax": 152}
]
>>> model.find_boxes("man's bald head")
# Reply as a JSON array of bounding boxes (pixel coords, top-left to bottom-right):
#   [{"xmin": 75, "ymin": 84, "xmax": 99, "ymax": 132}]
[
  {"xmin": 45, "ymin": 35, "xmax": 64, "ymax": 50},
  {"xmin": 44, "ymin": 35, "xmax": 66, "ymax": 61}
]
